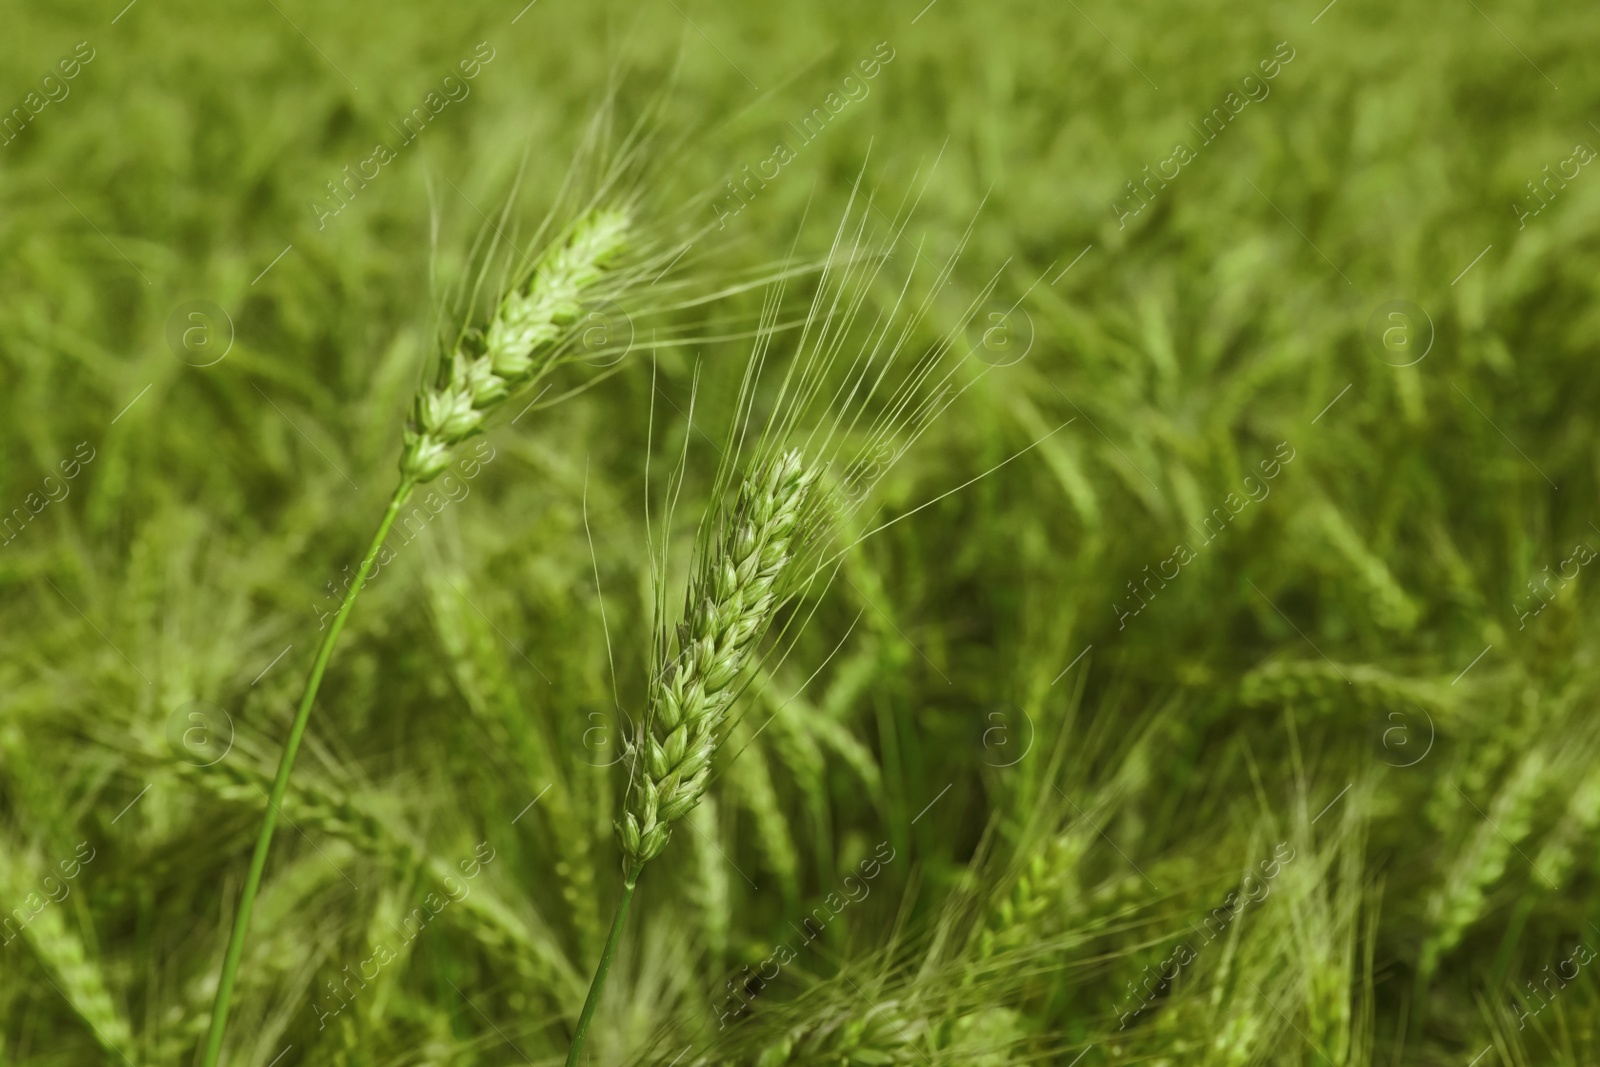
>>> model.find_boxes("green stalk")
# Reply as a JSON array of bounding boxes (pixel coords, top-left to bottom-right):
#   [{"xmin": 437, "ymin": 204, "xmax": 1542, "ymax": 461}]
[
  {"xmin": 566, "ymin": 864, "xmax": 642, "ymax": 1066},
  {"xmin": 201, "ymin": 479, "xmax": 415, "ymax": 1067}
]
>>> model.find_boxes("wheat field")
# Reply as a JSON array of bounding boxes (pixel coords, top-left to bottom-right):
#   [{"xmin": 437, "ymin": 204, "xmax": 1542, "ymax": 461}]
[{"xmin": 3, "ymin": 0, "xmax": 1599, "ymax": 1064}]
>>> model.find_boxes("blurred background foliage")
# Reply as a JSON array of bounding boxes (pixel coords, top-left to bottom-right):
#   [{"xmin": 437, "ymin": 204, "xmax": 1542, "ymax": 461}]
[{"xmin": 2, "ymin": 0, "xmax": 1599, "ymax": 1063}]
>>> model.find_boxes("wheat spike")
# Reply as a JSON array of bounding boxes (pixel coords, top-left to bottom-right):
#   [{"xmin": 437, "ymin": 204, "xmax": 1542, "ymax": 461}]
[
  {"xmin": 0, "ymin": 843, "xmax": 132, "ymax": 1057},
  {"xmin": 976, "ymin": 838, "xmax": 1075, "ymax": 962},
  {"xmin": 422, "ymin": 563, "xmax": 603, "ymax": 961},
  {"xmin": 1531, "ymin": 755, "xmax": 1600, "ymax": 887},
  {"xmin": 754, "ymin": 1000, "xmax": 927, "ymax": 1066},
  {"xmin": 690, "ymin": 797, "xmax": 732, "ymax": 962},
  {"xmin": 618, "ymin": 449, "xmax": 817, "ymax": 868},
  {"xmin": 726, "ymin": 727, "xmax": 802, "ymax": 904},
  {"xmin": 136, "ymin": 738, "xmax": 584, "ymax": 1002},
  {"xmin": 1420, "ymin": 746, "xmax": 1549, "ymax": 979},
  {"xmin": 400, "ymin": 207, "xmax": 630, "ymax": 483}
]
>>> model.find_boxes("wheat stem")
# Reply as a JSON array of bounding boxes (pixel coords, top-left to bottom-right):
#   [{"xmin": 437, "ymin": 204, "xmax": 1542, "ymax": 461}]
[
  {"xmin": 200, "ymin": 478, "xmax": 415, "ymax": 1067},
  {"xmin": 565, "ymin": 862, "xmax": 641, "ymax": 1066}
]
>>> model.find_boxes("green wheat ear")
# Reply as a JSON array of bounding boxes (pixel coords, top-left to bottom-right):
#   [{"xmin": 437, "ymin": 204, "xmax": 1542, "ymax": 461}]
[
  {"xmin": 564, "ymin": 449, "xmax": 818, "ymax": 1066},
  {"xmin": 619, "ymin": 448, "xmax": 817, "ymax": 867},
  {"xmin": 201, "ymin": 204, "xmax": 631, "ymax": 1067},
  {"xmin": 400, "ymin": 207, "xmax": 631, "ymax": 483}
]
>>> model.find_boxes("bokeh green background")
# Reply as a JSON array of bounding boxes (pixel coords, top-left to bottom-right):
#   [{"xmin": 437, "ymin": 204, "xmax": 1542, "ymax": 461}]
[{"xmin": 3, "ymin": 0, "xmax": 1599, "ymax": 1063}]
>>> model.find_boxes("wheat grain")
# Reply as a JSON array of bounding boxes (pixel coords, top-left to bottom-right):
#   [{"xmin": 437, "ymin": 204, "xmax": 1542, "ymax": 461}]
[
  {"xmin": 976, "ymin": 838, "xmax": 1074, "ymax": 961},
  {"xmin": 1420, "ymin": 746, "xmax": 1549, "ymax": 980},
  {"xmin": 1531, "ymin": 755, "xmax": 1600, "ymax": 888},
  {"xmin": 1302, "ymin": 497, "xmax": 1421, "ymax": 633},
  {"xmin": 400, "ymin": 208, "xmax": 630, "ymax": 483},
  {"xmin": 565, "ymin": 450, "xmax": 819, "ymax": 1065},
  {"xmin": 1239, "ymin": 658, "xmax": 1449, "ymax": 719},
  {"xmin": 0, "ymin": 845, "xmax": 132, "ymax": 1057},
  {"xmin": 618, "ymin": 449, "xmax": 818, "ymax": 868}
]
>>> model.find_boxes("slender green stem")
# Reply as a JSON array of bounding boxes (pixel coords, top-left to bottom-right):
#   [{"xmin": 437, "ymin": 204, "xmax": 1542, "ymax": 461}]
[
  {"xmin": 566, "ymin": 864, "xmax": 642, "ymax": 1066},
  {"xmin": 201, "ymin": 479, "xmax": 414, "ymax": 1067}
]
